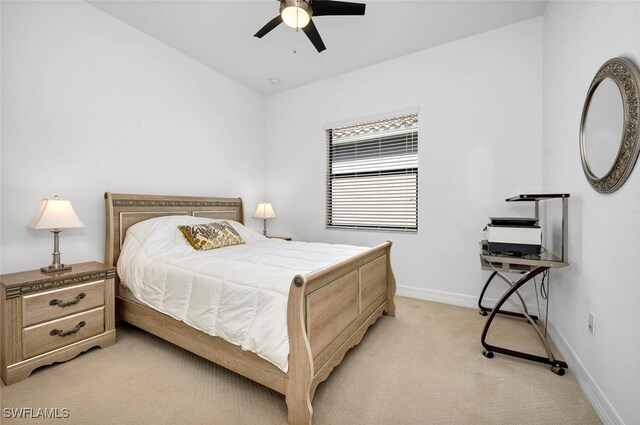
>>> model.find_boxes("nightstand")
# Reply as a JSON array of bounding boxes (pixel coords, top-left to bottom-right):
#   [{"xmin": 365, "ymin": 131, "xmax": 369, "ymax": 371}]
[
  {"xmin": 268, "ymin": 236, "xmax": 292, "ymax": 241},
  {"xmin": 0, "ymin": 261, "xmax": 116, "ymax": 385}
]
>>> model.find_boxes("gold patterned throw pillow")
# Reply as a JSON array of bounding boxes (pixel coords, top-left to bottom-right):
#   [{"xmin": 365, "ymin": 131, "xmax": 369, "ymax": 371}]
[{"xmin": 178, "ymin": 221, "xmax": 245, "ymax": 251}]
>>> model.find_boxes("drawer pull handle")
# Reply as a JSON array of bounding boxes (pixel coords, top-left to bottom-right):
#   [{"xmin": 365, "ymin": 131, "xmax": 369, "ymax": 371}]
[
  {"xmin": 49, "ymin": 321, "xmax": 86, "ymax": 337},
  {"xmin": 49, "ymin": 292, "xmax": 86, "ymax": 307}
]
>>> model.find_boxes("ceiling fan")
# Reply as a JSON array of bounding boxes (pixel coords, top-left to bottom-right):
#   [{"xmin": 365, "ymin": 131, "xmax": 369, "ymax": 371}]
[{"xmin": 254, "ymin": 0, "xmax": 366, "ymax": 53}]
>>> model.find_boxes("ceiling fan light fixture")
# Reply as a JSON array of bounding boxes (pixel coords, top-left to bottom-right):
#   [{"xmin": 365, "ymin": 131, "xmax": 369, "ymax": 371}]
[
  {"xmin": 255, "ymin": 0, "xmax": 365, "ymax": 53},
  {"xmin": 280, "ymin": 0, "xmax": 311, "ymax": 29}
]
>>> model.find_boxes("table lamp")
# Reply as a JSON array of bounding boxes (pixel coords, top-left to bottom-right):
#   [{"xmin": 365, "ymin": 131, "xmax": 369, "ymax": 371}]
[
  {"xmin": 253, "ymin": 202, "xmax": 276, "ymax": 237},
  {"xmin": 27, "ymin": 195, "xmax": 85, "ymax": 273}
]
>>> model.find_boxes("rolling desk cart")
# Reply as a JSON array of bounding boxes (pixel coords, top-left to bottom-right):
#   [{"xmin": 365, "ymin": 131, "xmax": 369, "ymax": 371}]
[{"xmin": 478, "ymin": 194, "xmax": 569, "ymax": 375}]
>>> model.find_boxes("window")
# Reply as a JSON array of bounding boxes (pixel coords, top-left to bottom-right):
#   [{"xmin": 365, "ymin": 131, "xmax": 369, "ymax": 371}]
[{"xmin": 326, "ymin": 113, "xmax": 418, "ymax": 232}]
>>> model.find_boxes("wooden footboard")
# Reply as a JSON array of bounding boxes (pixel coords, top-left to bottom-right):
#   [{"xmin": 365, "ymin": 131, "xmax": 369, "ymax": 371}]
[{"xmin": 286, "ymin": 242, "xmax": 396, "ymax": 424}]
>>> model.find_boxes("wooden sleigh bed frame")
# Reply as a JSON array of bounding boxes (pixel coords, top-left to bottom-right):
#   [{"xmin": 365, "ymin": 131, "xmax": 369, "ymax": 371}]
[{"xmin": 104, "ymin": 192, "xmax": 396, "ymax": 424}]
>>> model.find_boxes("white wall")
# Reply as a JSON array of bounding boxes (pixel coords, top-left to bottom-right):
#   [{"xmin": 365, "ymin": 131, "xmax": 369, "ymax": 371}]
[
  {"xmin": 265, "ymin": 18, "xmax": 543, "ymax": 306},
  {"xmin": 1, "ymin": 1, "xmax": 266, "ymax": 274},
  {"xmin": 543, "ymin": 2, "xmax": 640, "ymax": 424}
]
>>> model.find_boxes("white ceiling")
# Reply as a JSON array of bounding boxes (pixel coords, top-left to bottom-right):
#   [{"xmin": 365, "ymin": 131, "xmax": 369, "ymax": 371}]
[{"xmin": 89, "ymin": 1, "xmax": 547, "ymax": 96}]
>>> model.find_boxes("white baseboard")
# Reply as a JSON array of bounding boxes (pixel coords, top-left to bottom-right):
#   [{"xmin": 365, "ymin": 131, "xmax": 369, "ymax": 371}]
[
  {"xmin": 396, "ymin": 284, "xmax": 625, "ymax": 425},
  {"xmin": 396, "ymin": 284, "xmax": 540, "ymax": 315},
  {"xmin": 546, "ymin": 321, "xmax": 625, "ymax": 425},
  {"xmin": 396, "ymin": 285, "xmax": 479, "ymax": 308}
]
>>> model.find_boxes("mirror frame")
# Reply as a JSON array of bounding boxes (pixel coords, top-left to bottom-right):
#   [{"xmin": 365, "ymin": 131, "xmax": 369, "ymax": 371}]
[{"xmin": 579, "ymin": 57, "xmax": 640, "ymax": 193}]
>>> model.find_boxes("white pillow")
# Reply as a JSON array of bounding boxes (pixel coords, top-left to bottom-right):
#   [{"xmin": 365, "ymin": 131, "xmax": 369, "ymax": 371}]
[{"xmin": 124, "ymin": 215, "xmax": 266, "ymax": 249}]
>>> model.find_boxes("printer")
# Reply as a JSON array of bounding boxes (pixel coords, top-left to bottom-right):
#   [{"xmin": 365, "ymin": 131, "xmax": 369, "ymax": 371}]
[{"xmin": 484, "ymin": 217, "xmax": 541, "ymax": 255}]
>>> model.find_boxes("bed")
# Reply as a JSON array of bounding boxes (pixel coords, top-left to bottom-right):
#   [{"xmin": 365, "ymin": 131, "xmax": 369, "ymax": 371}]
[{"xmin": 104, "ymin": 192, "xmax": 396, "ymax": 424}]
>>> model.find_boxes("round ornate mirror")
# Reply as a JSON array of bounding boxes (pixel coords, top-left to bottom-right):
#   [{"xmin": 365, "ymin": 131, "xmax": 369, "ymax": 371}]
[{"xmin": 580, "ymin": 57, "xmax": 640, "ymax": 193}]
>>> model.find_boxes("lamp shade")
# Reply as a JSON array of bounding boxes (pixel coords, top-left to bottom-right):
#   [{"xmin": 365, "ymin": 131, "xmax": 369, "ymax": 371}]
[
  {"xmin": 27, "ymin": 197, "xmax": 85, "ymax": 230},
  {"xmin": 253, "ymin": 202, "xmax": 276, "ymax": 219}
]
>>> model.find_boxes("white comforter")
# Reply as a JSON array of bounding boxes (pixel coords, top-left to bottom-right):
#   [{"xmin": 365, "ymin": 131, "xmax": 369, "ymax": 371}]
[{"xmin": 117, "ymin": 216, "xmax": 368, "ymax": 372}]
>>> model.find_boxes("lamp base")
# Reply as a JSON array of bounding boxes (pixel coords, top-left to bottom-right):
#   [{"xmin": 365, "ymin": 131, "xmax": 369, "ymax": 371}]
[{"xmin": 41, "ymin": 264, "xmax": 72, "ymax": 274}]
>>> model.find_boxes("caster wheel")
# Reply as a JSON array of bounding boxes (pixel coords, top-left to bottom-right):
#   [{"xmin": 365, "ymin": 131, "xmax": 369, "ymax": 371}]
[
  {"xmin": 482, "ymin": 350, "xmax": 494, "ymax": 359},
  {"xmin": 551, "ymin": 366, "xmax": 565, "ymax": 376},
  {"xmin": 479, "ymin": 310, "xmax": 488, "ymax": 316}
]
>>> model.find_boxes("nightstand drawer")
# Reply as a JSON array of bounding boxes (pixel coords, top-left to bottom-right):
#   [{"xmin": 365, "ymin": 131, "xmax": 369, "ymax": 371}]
[
  {"xmin": 22, "ymin": 307, "xmax": 105, "ymax": 359},
  {"xmin": 22, "ymin": 280, "xmax": 105, "ymax": 327}
]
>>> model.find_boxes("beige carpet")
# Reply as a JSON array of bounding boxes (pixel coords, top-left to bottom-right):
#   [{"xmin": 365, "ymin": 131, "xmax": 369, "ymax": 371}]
[{"xmin": 0, "ymin": 297, "xmax": 600, "ymax": 424}]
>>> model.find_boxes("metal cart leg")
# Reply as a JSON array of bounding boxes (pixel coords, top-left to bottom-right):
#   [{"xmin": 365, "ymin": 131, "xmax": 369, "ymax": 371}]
[
  {"xmin": 478, "ymin": 271, "xmax": 496, "ymax": 316},
  {"xmin": 478, "ymin": 270, "xmax": 538, "ymax": 321},
  {"xmin": 480, "ymin": 266, "xmax": 567, "ymax": 375}
]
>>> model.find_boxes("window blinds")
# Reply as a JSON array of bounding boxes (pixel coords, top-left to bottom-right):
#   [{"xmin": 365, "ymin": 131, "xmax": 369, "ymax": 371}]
[{"xmin": 326, "ymin": 113, "xmax": 418, "ymax": 232}]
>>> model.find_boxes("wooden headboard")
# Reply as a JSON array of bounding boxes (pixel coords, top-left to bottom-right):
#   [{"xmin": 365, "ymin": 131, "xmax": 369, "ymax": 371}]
[{"xmin": 104, "ymin": 192, "xmax": 244, "ymax": 267}]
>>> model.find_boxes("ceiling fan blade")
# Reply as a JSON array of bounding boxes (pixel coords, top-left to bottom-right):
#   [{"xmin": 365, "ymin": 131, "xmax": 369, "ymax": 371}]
[
  {"xmin": 254, "ymin": 15, "xmax": 283, "ymax": 38},
  {"xmin": 302, "ymin": 19, "xmax": 326, "ymax": 52},
  {"xmin": 312, "ymin": 0, "xmax": 366, "ymax": 17}
]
